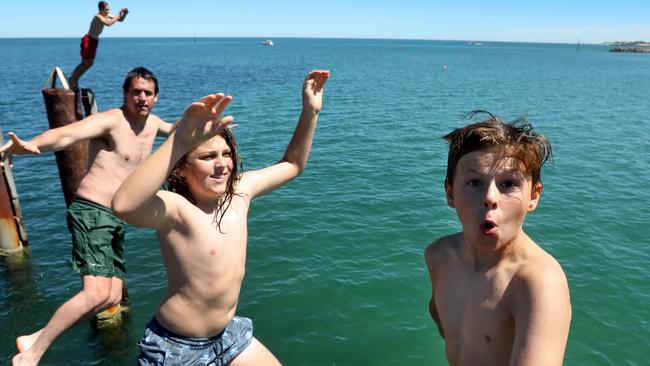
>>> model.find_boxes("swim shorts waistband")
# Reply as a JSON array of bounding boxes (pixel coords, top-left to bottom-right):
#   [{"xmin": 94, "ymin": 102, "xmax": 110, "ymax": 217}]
[
  {"xmin": 148, "ymin": 316, "xmax": 226, "ymax": 346},
  {"xmin": 73, "ymin": 197, "xmax": 113, "ymax": 213}
]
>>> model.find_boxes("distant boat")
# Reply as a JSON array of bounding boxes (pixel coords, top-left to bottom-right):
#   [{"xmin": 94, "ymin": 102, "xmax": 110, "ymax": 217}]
[
  {"xmin": 261, "ymin": 40, "xmax": 274, "ymax": 46},
  {"xmin": 468, "ymin": 41, "xmax": 483, "ymax": 46}
]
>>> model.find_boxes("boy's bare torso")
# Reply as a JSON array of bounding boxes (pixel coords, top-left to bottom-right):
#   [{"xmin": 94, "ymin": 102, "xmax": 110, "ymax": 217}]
[
  {"xmin": 155, "ymin": 192, "xmax": 251, "ymax": 338},
  {"xmin": 425, "ymin": 232, "xmax": 561, "ymax": 366},
  {"xmin": 76, "ymin": 108, "xmax": 162, "ymax": 207}
]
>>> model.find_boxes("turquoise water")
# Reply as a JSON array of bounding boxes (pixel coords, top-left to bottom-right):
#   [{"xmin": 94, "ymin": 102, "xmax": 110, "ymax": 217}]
[{"xmin": 0, "ymin": 38, "xmax": 648, "ymax": 365}]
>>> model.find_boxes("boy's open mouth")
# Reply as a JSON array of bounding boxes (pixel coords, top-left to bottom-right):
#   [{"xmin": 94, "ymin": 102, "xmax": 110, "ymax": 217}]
[{"xmin": 481, "ymin": 220, "xmax": 498, "ymax": 235}]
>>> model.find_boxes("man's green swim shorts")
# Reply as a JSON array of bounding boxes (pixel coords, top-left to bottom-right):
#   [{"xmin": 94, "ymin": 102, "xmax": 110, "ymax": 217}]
[{"xmin": 67, "ymin": 197, "xmax": 126, "ymax": 279}]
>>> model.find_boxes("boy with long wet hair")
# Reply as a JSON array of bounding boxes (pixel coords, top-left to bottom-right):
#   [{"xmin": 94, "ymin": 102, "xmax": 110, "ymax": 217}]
[
  {"xmin": 424, "ymin": 111, "xmax": 571, "ymax": 365},
  {"xmin": 113, "ymin": 70, "xmax": 329, "ymax": 365},
  {"xmin": 166, "ymin": 125, "xmax": 242, "ymax": 231}
]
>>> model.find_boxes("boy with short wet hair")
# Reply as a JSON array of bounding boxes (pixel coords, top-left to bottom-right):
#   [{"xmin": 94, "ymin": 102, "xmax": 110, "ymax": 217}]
[{"xmin": 424, "ymin": 111, "xmax": 571, "ymax": 366}]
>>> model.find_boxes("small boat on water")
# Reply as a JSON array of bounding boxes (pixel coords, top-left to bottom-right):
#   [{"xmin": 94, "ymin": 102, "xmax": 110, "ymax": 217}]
[
  {"xmin": 468, "ymin": 41, "xmax": 483, "ymax": 46},
  {"xmin": 261, "ymin": 40, "xmax": 274, "ymax": 46}
]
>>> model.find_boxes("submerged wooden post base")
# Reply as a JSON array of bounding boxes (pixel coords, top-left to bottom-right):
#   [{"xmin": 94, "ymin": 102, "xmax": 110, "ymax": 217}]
[
  {"xmin": 92, "ymin": 284, "xmax": 131, "ymax": 328},
  {"xmin": 93, "ymin": 303, "xmax": 131, "ymax": 329}
]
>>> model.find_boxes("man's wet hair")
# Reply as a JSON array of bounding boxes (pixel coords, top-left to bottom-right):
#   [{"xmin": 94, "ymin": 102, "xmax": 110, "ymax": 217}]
[
  {"xmin": 443, "ymin": 110, "xmax": 552, "ymax": 188},
  {"xmin": 98, "ymin": 1, "xmax": 108, "ymax": 11},
  {"xmin": 122, "ymin": 66, "xmax": 159, "ymax": 95}
]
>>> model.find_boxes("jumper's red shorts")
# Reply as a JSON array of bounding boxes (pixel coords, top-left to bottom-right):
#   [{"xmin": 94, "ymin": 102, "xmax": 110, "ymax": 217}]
[{"xmin": 80, "ymin": 34, "xmax": 99, "ymax": 60}]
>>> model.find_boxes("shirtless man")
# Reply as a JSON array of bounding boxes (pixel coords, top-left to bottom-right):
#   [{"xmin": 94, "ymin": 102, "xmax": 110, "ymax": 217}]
[
  {"xmin": 424, "ymin": 112, "xmax": 571, "ymax": 365},
  {"xmin": 2, "ymin": 67, "xmax": 172, "ymax": 366},
  {"xmin": 112, "ymin": 70, "xmax": 329, "ymax": 365},
  {"xmin": 69, "ymin": 1, "xmax": 129, "ymax": 89}
]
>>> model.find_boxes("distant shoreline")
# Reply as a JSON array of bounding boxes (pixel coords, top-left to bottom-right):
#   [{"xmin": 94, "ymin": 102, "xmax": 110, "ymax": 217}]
[
  {"xmin": 604, "ymin": 41, "xmax": 650, "ymax": 53},
  {"xmin": 609, "ymin": 47, "xmax": 650, "ymax": 53},
  {"xmin": 603, "ymin": 41, "xmax": 650, "ymax": 46}
]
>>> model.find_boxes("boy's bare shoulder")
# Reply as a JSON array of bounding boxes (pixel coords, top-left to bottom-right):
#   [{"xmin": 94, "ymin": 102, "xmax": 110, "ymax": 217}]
[
  {"xmin": 156, "ymin": 190, "xmax": 197, "ymax": 222},
  {"xmin": 512, "ymin": 243, "xmax": 569, "ymax": 298},
  {"xmin": 424, "ymin": 233, "xmax": 462, "ymax": 268}
]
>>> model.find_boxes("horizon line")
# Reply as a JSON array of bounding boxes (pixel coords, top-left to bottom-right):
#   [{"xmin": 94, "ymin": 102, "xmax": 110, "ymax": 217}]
[{"xmin": 0, "ymin": 36, "xmax": 616, "ymax": 46}]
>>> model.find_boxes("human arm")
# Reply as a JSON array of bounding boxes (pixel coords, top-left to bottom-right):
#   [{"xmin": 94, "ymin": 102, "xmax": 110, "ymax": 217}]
[
  {"xmin": 97, "ymin": 9, "xmax": 126, "ymax": 26},
  {"xmin": 509, "ymin": 265, "xmax": 572, "ymax": 366},
  {"xmin": 112, "ymin": 93, "xmax": 233, "ymax": 228},
  {"xmin": 238, "ymin": 70, "xmax": 330, "ymax": 198},
  {"xmin": 424, "ymin": 244, "xmax": 445, "ymax": 338},
  {"xmin": 0, "ymin": 112, "xmax": 116, "ymax": 165},
  {"xmin": 156, "ymin": 118, "xmax": 174, "ymax": 137}
]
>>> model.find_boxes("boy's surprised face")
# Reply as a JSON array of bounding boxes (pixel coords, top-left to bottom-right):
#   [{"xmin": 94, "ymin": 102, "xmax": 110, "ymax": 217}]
[{"xmin": 445, "ymin": 149, "xmax": 541, "ymax": 251}]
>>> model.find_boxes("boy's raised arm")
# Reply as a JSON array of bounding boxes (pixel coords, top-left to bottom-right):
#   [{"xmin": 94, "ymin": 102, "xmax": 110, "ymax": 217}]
[
  {"xmin": 239, "ymin": 70, "xmax": 330, "ymax": 198},
  {"xmin": 112, "ymin": 94, "xmax": 233, "ymax": 228}
]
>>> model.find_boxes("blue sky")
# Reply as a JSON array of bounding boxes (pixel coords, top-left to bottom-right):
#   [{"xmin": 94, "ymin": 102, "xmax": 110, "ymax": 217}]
[{"xmin": 2, "ymin": 0, "xmax": 650, "ymax": 43}]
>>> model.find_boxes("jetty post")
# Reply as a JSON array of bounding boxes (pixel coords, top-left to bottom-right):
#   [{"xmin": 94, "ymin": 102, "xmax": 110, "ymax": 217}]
[
  {"xmin": 0, "ymin": 127, "xmax": 29, "ymax": 255},
  {"xmin": 41, "ymin": 67, "xmax": 90, "ymax": 207}
]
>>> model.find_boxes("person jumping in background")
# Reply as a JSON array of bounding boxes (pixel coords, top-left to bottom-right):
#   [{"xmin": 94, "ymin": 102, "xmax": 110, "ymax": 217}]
[{"xmin": 69, "ymin": 1, "xmax": 129, "ymax": 89}]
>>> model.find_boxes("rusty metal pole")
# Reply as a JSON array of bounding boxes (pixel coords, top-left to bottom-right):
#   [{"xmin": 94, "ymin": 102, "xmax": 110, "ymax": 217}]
[
  {"xmin": 41, "ymin": 87, "xmax": 89, "ymax": 207},
  {"xmin": 0, "ymin": 127, "xmax": 29, "ymax": 255}
]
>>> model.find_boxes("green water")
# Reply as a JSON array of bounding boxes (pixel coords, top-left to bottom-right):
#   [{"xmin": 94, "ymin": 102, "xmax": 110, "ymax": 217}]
[{"xmin": 1, "ymin": 38, "xmax": 648, "ymax": 365}]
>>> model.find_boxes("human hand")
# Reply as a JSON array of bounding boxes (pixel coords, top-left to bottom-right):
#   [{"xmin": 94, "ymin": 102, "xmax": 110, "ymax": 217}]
[
  {"xmin": 302, "ymin": 70, "xmax": 330, "ymax": 114},
  {"xmin": 175, "ymin": 94, "xmax": 234, "ymax": 147},
  {"xmin": 119, "ymin": 8, "xmax": 129, "ymax": 21},
  {"xmin": 0, "ymin": 132, "xmax": 40, "ymax": 167}
]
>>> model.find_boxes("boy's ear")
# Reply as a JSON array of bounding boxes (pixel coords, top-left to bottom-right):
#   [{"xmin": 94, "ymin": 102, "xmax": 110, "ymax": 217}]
[
  {"xmin": 527, "ymin": 182, "xmax": 543, "ymax": 212},
  {"xmin": 445, "ymin": 181, "xmax": 455, "ymax": 208}
]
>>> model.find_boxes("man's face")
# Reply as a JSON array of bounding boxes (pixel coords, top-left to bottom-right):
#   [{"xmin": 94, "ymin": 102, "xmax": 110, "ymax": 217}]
[
  {"xmin": 123, "ymin": 77, "xmax": 158, "ymax": 119},
  {"xmin": 445, "ymin": 149, "xmax": 541, "ymax": 251},
  {"xmin": 101, "ymin": 4, "xmax": 110, "ymax": 16}
]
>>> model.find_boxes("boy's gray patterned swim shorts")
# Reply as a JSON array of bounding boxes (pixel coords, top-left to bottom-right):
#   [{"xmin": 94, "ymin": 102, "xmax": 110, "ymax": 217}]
[{"xmin": 137, "ymin": 316, "xmax": 253, "ymax": 366}]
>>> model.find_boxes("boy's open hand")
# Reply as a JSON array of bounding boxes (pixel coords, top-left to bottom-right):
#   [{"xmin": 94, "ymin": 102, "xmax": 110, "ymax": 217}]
[
  {"xmin": 175, "ymin": 93, "xmax": 234, "ymax": 146},
  {"xmin": 0, "ymin": 132, "xmax": 40, "ymax": 167},
  {"xmin": 302, "ymin": 70, "xmax": 330, "ymax": 114}
]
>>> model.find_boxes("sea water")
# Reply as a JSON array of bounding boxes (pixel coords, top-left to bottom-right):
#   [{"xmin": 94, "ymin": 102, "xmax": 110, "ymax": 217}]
[{"xmin": 0, "ymin": 38, "xmax": 648, "ymax": 365}]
